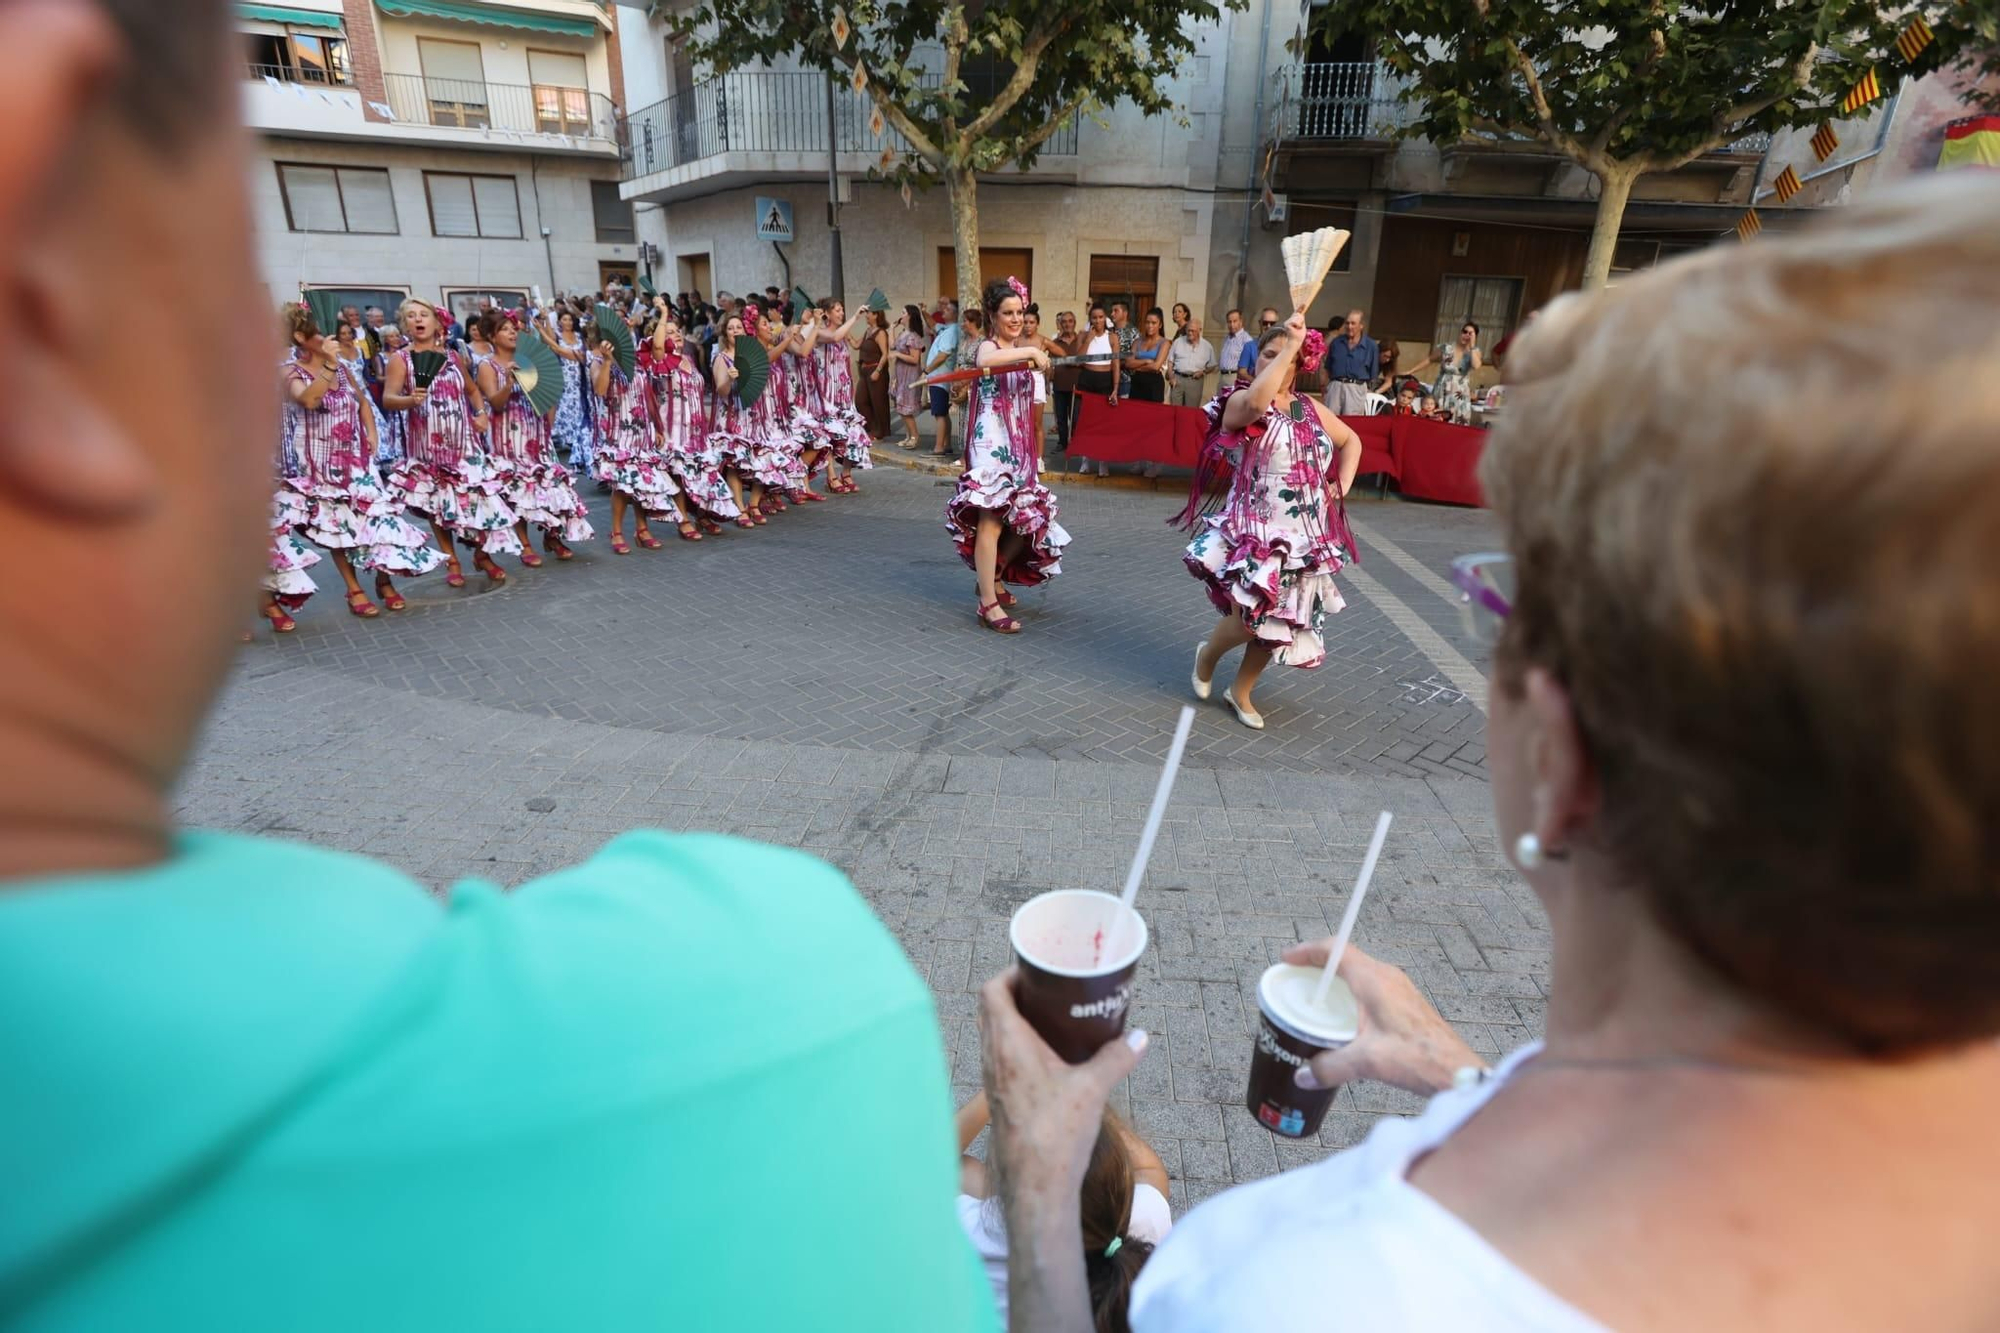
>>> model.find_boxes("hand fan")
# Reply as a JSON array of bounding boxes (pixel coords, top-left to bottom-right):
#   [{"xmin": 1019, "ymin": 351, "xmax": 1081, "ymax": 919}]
[
  {"xmin": 733, "ymin": 334, "xmax": 770, "ymax": 408},
  {"xmin": 1279, "ymin": 227, "xmax": 1352, "ymax": 315},
  {"xmin": 513, "ymin": 329, "xmax": 567, "ymax": 415},
  {"xmin": 302, "ymin": 288, "xmax": 343, "ymax": 337},
  {"xmin": 595, "ymin": 302, "xmax": 637, "ymax": 377},
  {"xmin": 791, "ymin": 285, "xmax": 814, "ymax": 319},
  {"xmin": 866, "ymin": 287, "xmax": 890, "ymax": 313},
  {"xmin": 639, "ymin": 274, "xmax": 659, "ymax": 299},
  {"xmin": 411, "ymin": 349, "xmax": 447, "ymax": 389}
]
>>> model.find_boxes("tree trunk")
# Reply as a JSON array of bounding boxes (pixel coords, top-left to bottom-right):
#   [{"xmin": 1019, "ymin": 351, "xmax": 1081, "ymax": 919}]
[
  {"xmin": 1580, "ymin": 165, "xmax": 1637, "ymax": 290},
  {"xmin": 946, "ymin": 162, "xmax": 981, "ymax": 319}
]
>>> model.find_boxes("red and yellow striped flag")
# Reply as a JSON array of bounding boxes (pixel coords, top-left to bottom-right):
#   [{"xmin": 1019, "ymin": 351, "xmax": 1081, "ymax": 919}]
[
  {"xmin": 1735, "ymin": 210, "xmax": 1763, "ymax": 241},
  {"xmin": 1771, "ymin": 165, "xmax": 1803, "ymax": 202},
  {"xmin": 1896, "ymin": 16, "xmax": 1934, "ymax": 64},
  {"xmin": 1810, "ymin": 122, "xmax": 1840, "ymax": 161},
  {"xmin": 1841, "ymin": 68, "xmax": 1883, "ymax": 115}
]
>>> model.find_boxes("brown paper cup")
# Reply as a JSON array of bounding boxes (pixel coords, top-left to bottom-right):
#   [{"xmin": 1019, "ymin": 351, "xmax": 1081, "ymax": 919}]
[
  {"xmin": 1245, "ymin": 962, "xmax": 1359, "ymax": 1138},
  {"xmin": 1011, "ymin": 890, "xmax": 1149, "ymax": 1064}
]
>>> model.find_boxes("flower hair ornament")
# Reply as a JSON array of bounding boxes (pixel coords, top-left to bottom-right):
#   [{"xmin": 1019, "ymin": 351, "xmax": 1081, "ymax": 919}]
[
  {"xmin": 1297, "ymin": 327, "xmax": 1327, "ymax": 375},
  {"xmin": 1005, "ymin": 275, "xmax": 1029, "ymax": 305}
]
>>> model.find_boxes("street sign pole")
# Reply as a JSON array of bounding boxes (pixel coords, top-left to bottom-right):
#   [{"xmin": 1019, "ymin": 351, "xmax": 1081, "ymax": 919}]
[{"xmin": 824, "ymin": 76, "xmax": 845, "ymax": 304}]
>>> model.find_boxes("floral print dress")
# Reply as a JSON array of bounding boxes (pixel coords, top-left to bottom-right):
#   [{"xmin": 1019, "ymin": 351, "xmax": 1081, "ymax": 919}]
[
  {"xmin": 1183, "ymin": 389, "xmax": 1352, "ymax": 668},
  {"xmin": 384, "ymin": 346, "xmax": 522, "ymax": 556},
  {"xmin": 890, "ymin": 330, "xmax": 925, "ymax": 417},
  {"xmin": 1434, "ymin": 346, "xmax": 1475, "ymax": 425},
  {"xmin": 477, "ymin": 352, "xmax": 595, "ymax": 545},
  {"xmin": 589, "ymin": 353, "xmax": 681, "ymax": 516},
  {"xmin": 552, "ymin": 332, "xmax": 594, "ymax": 471},
  {"xmin": 278, "ymin": 352, "xmax": 444, "ymax": 576},
  {"xmin": 812, "ymin": 337, "xmax": 874, "ymax": 470},
  {"xmin": 708, "ymin": 349, "xmax": 761, "ymax": 480},
  {"xmin": 653, "ymin": 348, "xmax": 740, "ymax": 521},
  {"xmin": 944, "ymin": 343, "xmax": 1070, "ymax": 586}
]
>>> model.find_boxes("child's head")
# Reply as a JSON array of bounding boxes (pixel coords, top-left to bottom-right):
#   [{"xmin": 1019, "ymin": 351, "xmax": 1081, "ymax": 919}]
[
  {"xmin": 1421, "ymin": 395, "xmax": 1438, "ymax": 414},
  {"xmin": 1079, "ymin": 1108, "xmax": 1153, "ymax": 1333},
  {"xmin": 1397, "ymin": 386, "xmax": 1415, "ymax": 404}
]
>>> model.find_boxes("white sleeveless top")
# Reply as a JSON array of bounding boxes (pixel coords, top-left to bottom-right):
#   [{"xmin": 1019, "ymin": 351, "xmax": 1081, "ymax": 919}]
[{"xmin": 1131, "ymin": 1043, "xmax": 1607, "ymax": 1332}]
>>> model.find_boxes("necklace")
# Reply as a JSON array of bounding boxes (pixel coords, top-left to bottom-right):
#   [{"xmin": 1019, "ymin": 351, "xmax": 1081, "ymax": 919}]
[{"xmin": 1283, "ymin": 397, "xmax": 1305, "ymax": 423}]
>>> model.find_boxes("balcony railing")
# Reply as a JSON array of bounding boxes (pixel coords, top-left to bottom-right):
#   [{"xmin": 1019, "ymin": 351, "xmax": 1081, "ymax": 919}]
[
  {"xmin": 248, "ymin": 60, "xmax": 352, "ymax": 89},
  {"xmin": 1283, "ymin": 62, "xmax": 1413, "ymax": 141},
  {"xmin": 380, "ymin": 71, "xmax": 619, "ymax": 141},
  {"xmin": 620, "ymin": 69, "xmax": 1079, "ymax": 180}
]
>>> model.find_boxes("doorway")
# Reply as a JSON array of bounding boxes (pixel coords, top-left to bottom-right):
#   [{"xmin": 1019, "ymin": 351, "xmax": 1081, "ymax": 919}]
[
  {"xmin": 598, "ymin": 260, "xmax": 637, "ymax": 291},
  {"xmin": 678, "ymin": 252, "xmax": 713, "ymax": 304},
  {"xmin": 1086, "ymin": 253, "xmax": 1159, "ymax": 321},
  {"xmin": 937, "ymin": 246, "xmax": 1033, "ymax": 306}
]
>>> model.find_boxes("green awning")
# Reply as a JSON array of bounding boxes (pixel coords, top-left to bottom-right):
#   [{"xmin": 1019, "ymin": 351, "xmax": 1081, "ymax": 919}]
[
  {"xmin": 239, "ymin": 3, "xmax": 346, "ymax": 28},
  {"xmin": 373, "ymin": 0, "xmax": 601, "ymax": 38}
]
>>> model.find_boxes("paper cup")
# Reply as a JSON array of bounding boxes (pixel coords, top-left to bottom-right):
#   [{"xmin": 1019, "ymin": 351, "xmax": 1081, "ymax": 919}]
[
  {"xmin": 1010, "ymin": 890, "xmax": 1149, "ymax": 1064},
  {"xmin": 1245, "ymin": 962, "xmax": 1360, "ymax": 1138}
]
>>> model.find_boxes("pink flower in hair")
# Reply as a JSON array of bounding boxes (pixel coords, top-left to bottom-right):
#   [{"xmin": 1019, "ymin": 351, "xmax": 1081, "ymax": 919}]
[
  {"xmin": 1006, "ymin": 275, "xmax": 1029, "ymax": 305},
  {"xmin": 1298, "ymin": 328, "xmax": 1327, "ymax": 375}
]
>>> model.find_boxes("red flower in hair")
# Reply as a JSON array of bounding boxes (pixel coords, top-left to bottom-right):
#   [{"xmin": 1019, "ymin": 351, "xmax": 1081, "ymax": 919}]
[{"xmin": 1298, "ymin": 329, "xmax": 1328, "ymax": 375}]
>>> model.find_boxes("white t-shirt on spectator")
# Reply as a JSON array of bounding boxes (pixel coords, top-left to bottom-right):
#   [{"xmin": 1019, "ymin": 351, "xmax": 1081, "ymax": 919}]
[
  {"xmin": 959, "ymin": 1183, "xmax": 1173, "ymax": 1326},
  {"xmin": 1131, "ymin": 1044, "xmax": 1607, "ymax": 1332}
]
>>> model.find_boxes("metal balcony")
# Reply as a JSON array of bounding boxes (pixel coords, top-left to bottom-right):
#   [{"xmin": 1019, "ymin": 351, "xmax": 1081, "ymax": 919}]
[
  {"xmin": 380, "ymin": 71, "xmax": 619, "ymax": 142},
  {"xmin": 1281, "ymin": 62, "xmax": 1413, "ymax": 142}
]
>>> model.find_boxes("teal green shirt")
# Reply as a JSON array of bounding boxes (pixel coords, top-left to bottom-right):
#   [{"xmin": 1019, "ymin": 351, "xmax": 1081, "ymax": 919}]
[{"xmin": 0, "ymin": 832, "xmax": 997, "ymax": 1331}]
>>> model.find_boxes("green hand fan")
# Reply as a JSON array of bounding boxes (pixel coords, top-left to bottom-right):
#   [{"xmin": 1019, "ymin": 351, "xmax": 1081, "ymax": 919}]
[
  {"xmin": 639, "ymin": 274, "xmax": 658, "ymax": 299},
  {"xmin": 595, "ymin": 302, "xmax": 637, "ymax": 378},
  {"xmin": 302, "ymin": 288, "xmax": 342, "ymax": 337},
  {"xmin": 866, "ymin": 288, "xmax": 889, "ymax": 314},
  {"xmin": 791, "ymin": 285, "xmax": 814, "ymax": 319},
  {"xmin": 732, "ymin": 334, "xmax": 770, "ymax": 408},
  {"xmin": 411, "ymin": 349, "xmax": 447, "ymax": 389},
  {"xmin": 513, "ymin": 329, "xmax": 567, "ymax": 415}
]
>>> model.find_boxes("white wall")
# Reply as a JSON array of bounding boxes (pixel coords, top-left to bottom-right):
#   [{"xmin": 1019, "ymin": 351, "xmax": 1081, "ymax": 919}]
[{"xmin": 253, "ymin": 138, "xmax": 637, "ymax": 304}]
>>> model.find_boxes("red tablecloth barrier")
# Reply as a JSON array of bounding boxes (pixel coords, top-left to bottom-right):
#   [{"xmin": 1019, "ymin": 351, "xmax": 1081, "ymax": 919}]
[{"xmin": 1067, "ymin": 394, "xmax": 1485, "ymax": 507}]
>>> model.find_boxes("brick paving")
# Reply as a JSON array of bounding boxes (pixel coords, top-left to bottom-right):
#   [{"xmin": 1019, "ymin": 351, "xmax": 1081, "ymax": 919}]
[{"xmin": 178, "ymin": 462, "xmax": 1545, "ymax": 1207}]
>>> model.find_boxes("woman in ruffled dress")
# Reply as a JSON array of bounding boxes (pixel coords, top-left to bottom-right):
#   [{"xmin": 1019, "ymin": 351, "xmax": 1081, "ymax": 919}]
[
  {"xmin": 547, "ymin": 306, "xmax": 594, "ymax": 474},
  {"xmin": 811, "ymin": 298, "xmax": 873, "ymax": 495},
  {"xmin": 474, "ymin": 310, "xmax": 595, "ymax": 565},
  {"xmin": 1181, "ymin": 311, "xmax": 1363, "ymax": 730},
  {"xmin": 709, "ymin": 312, "xmax": 769, "ymax": 530},
  {"xmin": 651, "ymin": 312, "xmax": 737, "ymax": 535},
  {"xmin": 332, "ymin": 317, "xmax": 393, "ymax": 469},
  {"xmin": 946, "ymin": 277, "xmax": 1070, "ymax": 634},
  {"xmin": 257, "ymin": 473, "xmax": 320, "ymax": 634},
  {"xmin": 762, "ymin": 313, "xmax": 819, "ymax": 508},
  {"xmin": 278, "ymin": 305, "xmax": 444, "ymax": 619},
  {"xmin": 382, "ymin": 298, "xmax": 519, "ymax": 586},
  {"xmin": 589, "ymin": 311, "xmax": 688, "ymax": 555}
]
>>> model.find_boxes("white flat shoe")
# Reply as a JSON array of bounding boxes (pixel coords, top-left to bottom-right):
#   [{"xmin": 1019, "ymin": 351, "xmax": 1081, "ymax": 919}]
[
  {"xmin": 1225, "ymin": 692, "xmax": 1265, "ymax": 730},
  {"xmin": 1192, "ymin": 642, "xmax": 1213, "ymax": 701}
]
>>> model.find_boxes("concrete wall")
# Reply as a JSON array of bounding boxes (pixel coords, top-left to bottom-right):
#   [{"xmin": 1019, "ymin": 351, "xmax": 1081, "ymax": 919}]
[{"xmin": 253, "ymin": 138, "xmax": 638, "ymax": 303}]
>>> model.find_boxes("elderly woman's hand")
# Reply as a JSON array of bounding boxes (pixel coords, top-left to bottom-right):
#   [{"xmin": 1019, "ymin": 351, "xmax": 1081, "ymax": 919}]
[{"xmin": 1280, "ymin": 942, "xmax": 1484, "ymax": 1096}]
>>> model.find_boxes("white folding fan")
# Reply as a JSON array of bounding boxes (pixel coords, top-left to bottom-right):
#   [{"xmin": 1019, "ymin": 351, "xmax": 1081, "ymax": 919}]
[{"xmin": 1280, "ymin": 226, "xmax": 1352, "ymax": 315}]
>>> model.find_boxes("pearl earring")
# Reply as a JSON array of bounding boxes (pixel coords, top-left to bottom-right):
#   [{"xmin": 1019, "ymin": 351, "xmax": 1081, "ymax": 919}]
[{"xmin": 1514, "ymin": 833, "xmax": 1544, "ymax": 869}]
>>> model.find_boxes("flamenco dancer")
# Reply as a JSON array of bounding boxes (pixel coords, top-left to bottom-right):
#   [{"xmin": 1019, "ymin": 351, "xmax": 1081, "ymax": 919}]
[
  {"xmin": 278, "ymin": 305, "xmax": 443, "ymax": 619},
  {"xmin": 757, "ymin": 310, "xmax": 816, "ymax": 508},
  {"xmin": 474, "ymin": 310, "xmax": 595, "ymax": 564},
  {"xmin": 547, "ymin": 306, "xmax": 595, "ymax": 473},
  {"xmin": 811, "ymin": 298, "xmax": 874, "ymax": 494},
  {"xmin": 1181, "ymin": 311, "xmax": 1362, "ymax": 730},
  {"xmin": 945, "ymin": 277, "xmax": 1071, "ymax": 634},
  {"xmin": 709, "ymin": 312, "xmax": 770, "ymax": 528},
  {"xmin": 257, "ymin": 496, "xmax": 320, "ymax": 635},
  {"xmin": 652, "ymin": 313, "xmax": 739, "ymax": 534},
  {"xmin": 382, "ymin": 298, "xmax": 520, "ymax": 586},
  {"xmin": 589, "ymin": 311, "xmax": 688, "ymax": 554}
]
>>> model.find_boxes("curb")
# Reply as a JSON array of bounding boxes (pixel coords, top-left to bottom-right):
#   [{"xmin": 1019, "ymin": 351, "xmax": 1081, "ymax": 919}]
[{"xmin": 866, "ymin": 446, "xmax": 1191, "ymax": 493}]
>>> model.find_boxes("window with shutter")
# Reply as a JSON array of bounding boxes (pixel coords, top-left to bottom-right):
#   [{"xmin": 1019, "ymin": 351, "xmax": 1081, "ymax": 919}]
[
  {"xmin": 336, "ymin": 168, "xmax": 397, "ymax": 234},
  {"xmin": 471, "ymin": 176, "xmax": 522, "ymax": 238},
  {"xmin": 278, "ymin": 165, "xmax": 345, "ymax": 232},
  {"xmin": 529, "ymin": 50, "xmax": 591, "ymax": 134},
  {"xmin": 418, "ymin": 38, "xmax": 487, "ymax": 128},
  {"xmin": 591, "ymin": 180, "xmax": 634, "ymax": 243},
  {"xmin": 426, "ymin": 173, "xmax": 478, "ymax": 237}
]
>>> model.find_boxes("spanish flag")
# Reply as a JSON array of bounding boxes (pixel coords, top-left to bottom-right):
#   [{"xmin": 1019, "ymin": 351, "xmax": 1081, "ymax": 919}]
[
  {"xmin": 1896, "ymin": 16, "xmax": 1934, "ymax": 65},
  {"xmin": 1841, "ymin": 68, "xmax": 1882, "ymax": 115},
  {"xmin": 1810, "ymin": 123, "xmax": 1840, "ymax": 161},
  {"xmin": 1735, "ymin": 210, "xmax": 1762, "ymax": 241},
  {"xmin": 1771, "ymin": 165, "xmax": 1803, "ymax": 202},
  {"xmin": 1938, "ymin": 114, "xmax": 2000, "ymax": 171}
]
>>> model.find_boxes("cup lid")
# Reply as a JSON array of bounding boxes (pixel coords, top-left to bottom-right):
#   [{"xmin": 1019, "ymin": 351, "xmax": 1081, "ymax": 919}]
[{"xmin": 1258, "ymin": 962, "xmax": 1360, "ymax": 1044}]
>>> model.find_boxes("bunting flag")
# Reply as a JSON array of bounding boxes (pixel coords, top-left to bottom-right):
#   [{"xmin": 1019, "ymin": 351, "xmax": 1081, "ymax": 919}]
[
  {"xmin": 878, "ymin": 145, "xmax": 896, "ymax": 170},
  {"xmin": 1771, "ymin": 165, "xmax": 1803, "ymax": 202},
  {"xmin": 1810, "ymin": 122, "xmax": 1840, "ymax": 161},
  {"xmin": 849, "ymin": 62, "xmax": 867, "ymax": 93},
  {"xmin": 1895, "ymin": 15, "xmax": 1934, "ymax": 64},
  {"xmin": 868, "ymin": 106, "xmax": 885, "ymax": 139},
  {"xmin": 1840, "ymin": 67, "xmax": 1882, "ymax": 115},
  {"xmin": 1735, "ymin": 209, "xmax": 1763, "ymax": 241},
  {"xmin": 830, "ymin": 5, "xmax": 850, "ymax": 48},
  {"xmin": 1938, "ymin": 114, "xmax": 2000, "ymax": 170}
]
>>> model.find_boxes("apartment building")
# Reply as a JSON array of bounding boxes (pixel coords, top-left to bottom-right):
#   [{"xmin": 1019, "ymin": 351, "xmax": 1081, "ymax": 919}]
[{"xmin": 243, "ymin": 0, "xmax": 642, "ymax": 327}]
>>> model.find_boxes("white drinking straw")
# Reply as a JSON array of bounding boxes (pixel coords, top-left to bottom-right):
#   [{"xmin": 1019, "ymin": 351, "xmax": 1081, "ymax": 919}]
[
  {"xmin": 1118, "ymin": 705, "xmax": 1198, "ymax": 915},
  {"xmin": 1313, "ymin": 810, "xmax": 1393, "ymax": 1008}
]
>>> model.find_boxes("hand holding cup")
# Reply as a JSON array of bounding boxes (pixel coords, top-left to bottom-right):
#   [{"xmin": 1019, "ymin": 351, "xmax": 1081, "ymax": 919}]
[{"xmin": 1278, "ymin": 940, "xmax": 1482, "ymax": 1096}]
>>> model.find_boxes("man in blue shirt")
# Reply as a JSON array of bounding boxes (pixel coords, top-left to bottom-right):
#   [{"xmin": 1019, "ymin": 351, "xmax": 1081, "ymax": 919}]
[
  {"xmin": 924, "ymin": 299, "xmax": 961, "ymax": 456},
  {"xmin": 1219, "ymin": 308, "xmax": 1257, "ymax": 387},
  {"xmin": 1321, "ymin": 308, "xmax": 1380, "ymax": 417}
]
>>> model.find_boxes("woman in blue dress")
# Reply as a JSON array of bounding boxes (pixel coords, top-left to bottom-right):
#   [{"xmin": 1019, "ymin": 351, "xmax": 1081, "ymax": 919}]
[{"xmin": 547, "ymin": 307, "xmax": 594, "ymax": 472}]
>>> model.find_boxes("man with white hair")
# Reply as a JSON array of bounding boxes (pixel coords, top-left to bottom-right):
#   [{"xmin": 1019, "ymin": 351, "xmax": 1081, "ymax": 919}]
[{"xmin": 1321, "ymin": 308, "xmax": 1378, "ymax": 417}]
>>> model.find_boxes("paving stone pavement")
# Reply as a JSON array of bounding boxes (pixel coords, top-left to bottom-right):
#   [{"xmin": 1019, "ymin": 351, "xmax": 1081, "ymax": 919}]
[{"xmin": 178, "ymin": 464, "xmax": 1546, "ymax": 1208}]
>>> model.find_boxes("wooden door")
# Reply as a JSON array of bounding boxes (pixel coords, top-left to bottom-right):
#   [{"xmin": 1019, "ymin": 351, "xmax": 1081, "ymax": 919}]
[{"xmin": 937, "ymin": 247, "xmax": 1033, "ymax": 306}]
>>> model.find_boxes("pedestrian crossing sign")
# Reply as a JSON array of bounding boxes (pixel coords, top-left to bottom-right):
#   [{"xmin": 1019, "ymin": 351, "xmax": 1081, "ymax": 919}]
[{"xmin": 756, "ymin": 196, "xmax": 795, "ymax": 242}]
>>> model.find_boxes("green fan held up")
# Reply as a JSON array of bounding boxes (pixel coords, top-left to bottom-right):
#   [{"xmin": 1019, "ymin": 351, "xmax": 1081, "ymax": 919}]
[
  {"xmin": 301, "ymin": 288, "xmax": 342, "ymax": 338},
  {"xmin": 732, "ymin": 334, "xmax": 770, "ymax": 408},
  {"xmin": 512, "ymin": 328, "xmax": 567, "ymax": 416},
  {"xmin": 595, "ymin": 302, "xmax": 637, "ymax": 378}
]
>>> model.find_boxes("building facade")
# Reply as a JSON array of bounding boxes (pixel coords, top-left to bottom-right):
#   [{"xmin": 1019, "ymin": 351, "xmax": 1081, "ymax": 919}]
[{"xmin": 243, "ymin": 0, "xmax": 642, "ymax": 325}]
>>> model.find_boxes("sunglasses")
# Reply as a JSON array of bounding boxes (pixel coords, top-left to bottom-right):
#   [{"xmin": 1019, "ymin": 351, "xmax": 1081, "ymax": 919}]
[{"xmin": 1448, "ymin": 553, "xmax": 1514, "ymax": 647}]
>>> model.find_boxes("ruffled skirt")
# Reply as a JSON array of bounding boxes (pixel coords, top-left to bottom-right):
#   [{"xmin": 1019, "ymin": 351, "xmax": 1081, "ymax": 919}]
[
  {"xmin": 263, "ymin": 505, "xmax": 321, "ymax": 609},
  {"xmin": 278, "ymin": 471, "xmax": 446, "ymax": 576},
  {"xmin": 1183, "ymin": 523, "xmax": 1347, "ymax": 669},
  {"xmin": 944, "ymin": 462, "xmax": 1069, "ymax": 586},
  {"xmin": 593, "ymin": 444, "xmax": 682, "ymax": 514},
  {"xmin": 819, "ymin": 407, "xmax": 875, "ymax": 469},
  {"xmin": 501, "ymin": 462, "xmax": 596, "ymax": 544},
  {"xmin": 386, "ymin": 454, "xmax": 524, "ymax": 555},
  {"xmin": 662, "ymin": 440, "xmax": 742, "ymax": 520}
]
